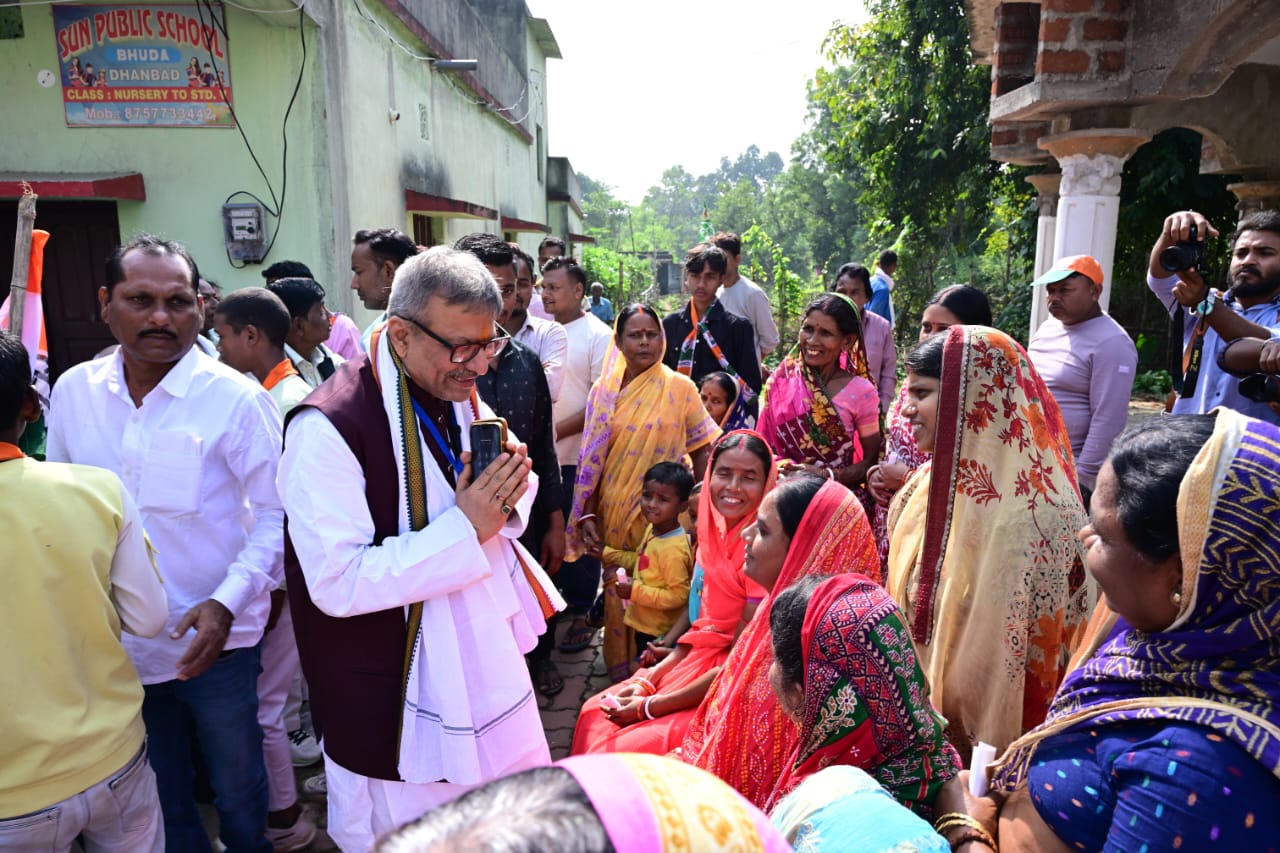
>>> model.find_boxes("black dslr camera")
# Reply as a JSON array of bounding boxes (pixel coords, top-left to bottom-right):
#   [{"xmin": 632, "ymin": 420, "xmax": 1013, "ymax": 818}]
[
  {"xmin": 1159, "ymin": 223, "xmax": 1208, "ymax": 273},
  {"xmin": 1239, "ymin": 374, "xmax": 1280, "ymax": 404}
]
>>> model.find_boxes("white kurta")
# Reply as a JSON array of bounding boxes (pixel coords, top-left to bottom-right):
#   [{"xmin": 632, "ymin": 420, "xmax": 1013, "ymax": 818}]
[{"xmin": 277, "ymin": 332, "xmax": 563, "ymax": 850}]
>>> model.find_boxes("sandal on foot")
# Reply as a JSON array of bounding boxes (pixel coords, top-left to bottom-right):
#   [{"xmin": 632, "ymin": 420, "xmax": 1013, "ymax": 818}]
[
  {"xmin": 531, "ymin": 658, "xmax": 565, "ymax": 697},
  {"xmin": 558, "ymin": 619, "xmax": 595, "ymax": 652}
]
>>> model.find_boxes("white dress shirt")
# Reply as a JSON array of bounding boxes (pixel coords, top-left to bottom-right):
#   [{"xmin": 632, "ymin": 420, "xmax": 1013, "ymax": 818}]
[
  {"xmin": 717, "ymin": 275, "xmax": 781, "ymax": 357},
  {"xmin": 285, "ymin": 342, "xmax": 345, "ymax": 389},
  {"xmin": 513, "ymin": 314, "xmax": 569, "ymax": 403},
  {"xmin": 47, "ymin": 347, "xmax": 285, "ymax": 683}
]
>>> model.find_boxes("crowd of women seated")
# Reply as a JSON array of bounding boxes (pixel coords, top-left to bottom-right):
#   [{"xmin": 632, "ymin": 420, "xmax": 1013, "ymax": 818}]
[{"xmin": 381, "ymin": 276, "xmax": 1280, "ymax": 852}]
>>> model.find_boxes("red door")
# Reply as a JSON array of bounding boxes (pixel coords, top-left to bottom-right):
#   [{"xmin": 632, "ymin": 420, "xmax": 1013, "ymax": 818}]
[{"xmin": 0, "ymin": 200, "xmax": 120, "ymax": 382}]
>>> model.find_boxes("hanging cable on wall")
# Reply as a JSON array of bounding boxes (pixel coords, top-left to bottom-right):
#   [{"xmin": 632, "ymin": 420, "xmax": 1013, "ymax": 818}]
[{"xmin": 194, "ymin": 0, "xmax": 307, "ymax": 267}]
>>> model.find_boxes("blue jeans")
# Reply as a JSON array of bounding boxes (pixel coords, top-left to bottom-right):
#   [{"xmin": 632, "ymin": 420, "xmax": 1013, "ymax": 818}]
[
  {"xmin": 142, "ymin": 645, "xmax": 270, "ymax": 853},
  {"xmin": 559, "ymin": 465, "xmax": 602, "ymax": 614}
]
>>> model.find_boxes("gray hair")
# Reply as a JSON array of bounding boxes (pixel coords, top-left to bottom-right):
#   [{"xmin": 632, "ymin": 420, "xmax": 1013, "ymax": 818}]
[
  {"xmin": 373, "ymin": 767, "xmax": 612, "ymax": 853},
  {"xmin": 387, "ymin": 245, "xmax": 502, "ymax": 320}
]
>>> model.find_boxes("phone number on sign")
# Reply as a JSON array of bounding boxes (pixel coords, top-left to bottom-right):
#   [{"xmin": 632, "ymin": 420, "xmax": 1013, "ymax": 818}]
[{"xmin": 122, "ymin": 106, "xmax": 215, "ymax": 122}]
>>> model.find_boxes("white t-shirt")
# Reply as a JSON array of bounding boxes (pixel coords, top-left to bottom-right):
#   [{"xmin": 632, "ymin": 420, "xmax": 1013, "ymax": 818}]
[{"xmin": 554, "ymin": 313, "xmax": 613, "ymax": 466}]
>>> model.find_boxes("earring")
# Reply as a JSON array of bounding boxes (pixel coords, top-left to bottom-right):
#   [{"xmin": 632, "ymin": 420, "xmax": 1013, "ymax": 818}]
[{"xmin": 1171, "ymin": 589, "xmax": 1183, "ymax": 606}]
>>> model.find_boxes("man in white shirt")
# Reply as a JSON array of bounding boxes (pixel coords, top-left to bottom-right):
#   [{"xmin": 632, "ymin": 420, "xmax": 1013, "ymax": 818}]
[
  {"xmin": 713, "ymin": 232, "xmax": 780, "ymax": 363},
  {"xmin": 351, "ymin": 228, "xmax": 420, "ymax": 350},
  {"xmin": 267, "ymin": 277, "xmax": 345, "ymax": 388},
  {"xmin": 47, "ymin": 234, "xmax": 285, "ymax": 852},
  {"xmin": 277, "ymin": 247, "xmax": 559, "ymax": 850},
  {"xmin": 541, "ymin": 255, "xmax": 613, "ymax": 652},
  {"xmin": 506, "ymin": 244, "xmax": 568, "ymax": 402}
]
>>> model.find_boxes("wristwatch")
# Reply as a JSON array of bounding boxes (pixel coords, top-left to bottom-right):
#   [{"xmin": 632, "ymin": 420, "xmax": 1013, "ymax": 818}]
[{"xmin": 1198, "ymin": 289, "xmax": 1218, "ymax": 316}]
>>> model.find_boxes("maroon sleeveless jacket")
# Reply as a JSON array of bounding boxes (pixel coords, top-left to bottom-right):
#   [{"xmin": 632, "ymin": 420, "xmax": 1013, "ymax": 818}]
[{"xmin": 283, "ymin": 355, "xmax": 407, "ymax": 781}]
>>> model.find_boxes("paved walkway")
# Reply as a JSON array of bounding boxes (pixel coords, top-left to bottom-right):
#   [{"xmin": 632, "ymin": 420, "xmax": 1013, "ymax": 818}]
[{"xmin": 252, "ymin": 624, "xmax": 608, "ymax": 850}]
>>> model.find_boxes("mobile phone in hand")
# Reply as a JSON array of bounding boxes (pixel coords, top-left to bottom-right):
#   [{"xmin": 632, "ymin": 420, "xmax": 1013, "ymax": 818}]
[{"xmin": 469, "ymin": 418, "xmax": 508, "ymax": 478}]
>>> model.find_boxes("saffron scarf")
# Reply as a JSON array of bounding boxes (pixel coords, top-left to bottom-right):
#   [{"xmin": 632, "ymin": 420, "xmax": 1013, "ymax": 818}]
[
  {"xmin": 559, "ymin": 753, "xmax": 791, "ymax": 852},
  {"xmin": 991, "ymin": 408, "xmax": 1280, "ymax": 791},
  {"xmin": 769, "ymin": 574, "xmax": 961, "ymax": 816},
  {"xmin": 566, "ymin": 316, "xmax": 720, "ymax": 562},
  {"xmin": 682, "ymin": 480, "xmax": 882, "ymax": 809},
  {"xmin": 885, "ymin": 325, "xmax": 1094, "ymax": 754},
  {"xmin": 676, "ymin": 300, "xmax": 757, "ymax": 415},
  {"xmin": 373, "ymin": 330, "xmax": 564, "ymax": 784}
]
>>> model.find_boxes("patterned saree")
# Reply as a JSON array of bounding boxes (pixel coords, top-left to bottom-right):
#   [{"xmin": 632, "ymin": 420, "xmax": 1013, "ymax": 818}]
[
  {"xmin": 992, "ymin": 408, "xmax": 1280, "ymax": 792},
  {"xmin": 681, "ymin": 479, "xmax": 883, "ymax": 808},
  {"xmin": 886, "ymin": 325, "xmax": 1095, "ymax": 756},
  {"xmin": 767, "ymin": 574, "xmax": 962, "ymax": 815}
]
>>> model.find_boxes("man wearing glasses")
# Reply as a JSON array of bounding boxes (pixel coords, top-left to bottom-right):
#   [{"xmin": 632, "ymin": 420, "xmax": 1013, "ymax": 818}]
[{"xmin": 276, "ymin": 246, "xmax": 561, "ymax": 851}]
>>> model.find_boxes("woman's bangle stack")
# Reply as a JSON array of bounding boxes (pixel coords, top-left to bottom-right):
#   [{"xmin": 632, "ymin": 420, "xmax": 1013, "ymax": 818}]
[
  {"xmin": 641, "ymin": 696, "xmax": 657, "ymax": 720},
  {"xmin": 933, "ymin": 813, "xmax": 996, "ymax": 852},
  {"xmin": 630, "ymin": 676, "xmax": 656, "ymax": 696}
]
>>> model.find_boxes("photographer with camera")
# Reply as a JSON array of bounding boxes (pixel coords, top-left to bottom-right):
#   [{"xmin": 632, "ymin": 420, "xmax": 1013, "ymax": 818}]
[{"xmin": 1147, "ymin": 209, "xmax": 1280, "ymax": 422}]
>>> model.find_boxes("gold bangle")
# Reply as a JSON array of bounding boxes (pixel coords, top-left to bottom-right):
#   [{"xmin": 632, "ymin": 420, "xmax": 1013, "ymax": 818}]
[
  {"xmin": 947, "ymin": 830, "xmax": 996, "ymax": 852},
  {"xmin": 933, "ymin": 814, "xmax": 997, "ymax": 852}
]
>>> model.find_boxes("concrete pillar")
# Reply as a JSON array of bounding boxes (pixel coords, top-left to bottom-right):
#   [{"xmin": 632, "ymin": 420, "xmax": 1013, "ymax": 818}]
[
  {"xmin": 1025, "ymin": 171, "xmax": 1060, "ymax": 337},
  {"xmin": 1227, "ymin": 180, "xmax": 1280, "ymax": 220},
  {"xmin": 1037, "ymin": 129, "xmax": 1151, "ymax": 328}
]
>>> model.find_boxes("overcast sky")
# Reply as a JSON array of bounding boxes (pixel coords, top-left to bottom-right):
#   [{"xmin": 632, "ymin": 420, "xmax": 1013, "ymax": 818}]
[{"xmin": 526, "ymin": 1, "xmax": 866, "ymax": 203}]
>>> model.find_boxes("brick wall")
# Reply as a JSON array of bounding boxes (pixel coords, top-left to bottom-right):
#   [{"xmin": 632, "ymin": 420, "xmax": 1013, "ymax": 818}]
[
  {"xmin": 1035, "ymin": 0, "xmax": 1130, "ymax": 79},
  {"xmin": 992, "ymin": 3, "xmax": 1040, "ymax": 96}
]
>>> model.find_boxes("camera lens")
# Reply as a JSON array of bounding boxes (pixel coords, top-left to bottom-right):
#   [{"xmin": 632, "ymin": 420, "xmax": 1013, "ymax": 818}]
[
  {"xmin": 1238, "ymin": 374, "xmax": 1280, "ymax": 404},
  {"xmin": 1159, "ymin": 243, "xmax": 1199, "ymax": 273}
]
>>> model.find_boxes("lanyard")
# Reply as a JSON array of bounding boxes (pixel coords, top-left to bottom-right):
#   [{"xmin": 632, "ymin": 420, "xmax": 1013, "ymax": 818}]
[{"xmin": 411, "ymin": 399, "xmax": 463, "ymax": 475}]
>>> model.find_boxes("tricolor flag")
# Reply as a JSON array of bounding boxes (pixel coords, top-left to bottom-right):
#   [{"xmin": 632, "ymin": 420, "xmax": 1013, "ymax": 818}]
[{"xmin": 0, "ymin": 229, "xmax": 51, "ymax": 410}]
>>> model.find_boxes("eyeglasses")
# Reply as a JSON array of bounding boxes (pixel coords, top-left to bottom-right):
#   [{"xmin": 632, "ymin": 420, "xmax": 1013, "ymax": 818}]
[{"xmin": 394, "ymin": 313, "xmax": 509, "ymax": 363}]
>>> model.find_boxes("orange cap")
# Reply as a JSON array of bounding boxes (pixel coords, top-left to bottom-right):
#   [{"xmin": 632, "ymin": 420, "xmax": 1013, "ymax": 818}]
[{"xmin": 1031, "ymin": 254, "xmax": 1103, "ymax": 287}]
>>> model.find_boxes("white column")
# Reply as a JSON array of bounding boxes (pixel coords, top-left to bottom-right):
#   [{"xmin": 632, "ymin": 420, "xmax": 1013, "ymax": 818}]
[
  {"xmin": 1037, "ymin": 130, "xmax": 1151, "ymax": 329},
  {"xmin": 1026, "ymin": 172, "xmax": 1060, "ymax": 338}
]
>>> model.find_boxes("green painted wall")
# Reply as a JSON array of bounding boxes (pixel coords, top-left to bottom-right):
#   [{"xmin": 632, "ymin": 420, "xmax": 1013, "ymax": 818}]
[{"xmin": 0, "ymin": 3, "xmax": 333, "ymax": 298}]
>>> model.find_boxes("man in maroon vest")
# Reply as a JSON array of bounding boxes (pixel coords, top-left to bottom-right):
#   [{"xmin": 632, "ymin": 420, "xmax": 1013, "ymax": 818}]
[{"xmin": 277, "ymin": 246, "xmax": 560, "ymax": 850}]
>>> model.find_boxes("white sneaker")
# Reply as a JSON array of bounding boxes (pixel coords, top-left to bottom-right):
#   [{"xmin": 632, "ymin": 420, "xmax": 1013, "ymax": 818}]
[
  {"xmin": 302, "ymin": 772, "xmax": 327, "ymax": 796},
  {"xmin": 266, "ymin": 808, "xmax": 317, "ymax": 852},
  {"xmin": 288, "ymin": 728, "xmax": 322, "ymax": 767}
]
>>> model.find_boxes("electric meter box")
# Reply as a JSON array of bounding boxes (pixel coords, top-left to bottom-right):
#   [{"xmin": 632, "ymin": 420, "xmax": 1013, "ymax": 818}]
[{"xmin": 222, "ymin": 202, "xmax": 267, "ymax": 263}]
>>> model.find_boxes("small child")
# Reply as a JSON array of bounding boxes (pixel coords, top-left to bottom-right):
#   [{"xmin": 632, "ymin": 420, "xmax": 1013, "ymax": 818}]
[
  {"xmin": 698, "ymin": 372, "xmax": 737, "ymax": 427},
  {"xmin": 603, "ymin": 462, "xmax": 695, "ymax": 656}
]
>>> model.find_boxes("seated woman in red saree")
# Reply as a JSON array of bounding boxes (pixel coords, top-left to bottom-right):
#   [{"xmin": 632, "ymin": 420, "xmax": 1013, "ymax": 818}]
[
  {"xmin": 679, "ymin": 476, "xmax": 883, "ymax": 808},
  {"xmin": 570, "ymin": 431, "xmax": 776, "ymax": 756},
  {"xmin": 758, "ymin": 295, "xmax": 883, "ymax": 510}
]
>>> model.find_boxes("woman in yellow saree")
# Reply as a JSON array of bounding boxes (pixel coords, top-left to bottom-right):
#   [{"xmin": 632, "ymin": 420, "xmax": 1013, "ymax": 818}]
[{"xmin": 569, "ymin": 304, "xmax": 720, "ymax": 680}]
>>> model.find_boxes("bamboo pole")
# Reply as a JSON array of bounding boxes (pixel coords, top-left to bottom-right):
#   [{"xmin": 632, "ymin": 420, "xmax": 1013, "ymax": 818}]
[{"xmin": 6, "ymin": 183, "xmax": 37, "ymax": 340}]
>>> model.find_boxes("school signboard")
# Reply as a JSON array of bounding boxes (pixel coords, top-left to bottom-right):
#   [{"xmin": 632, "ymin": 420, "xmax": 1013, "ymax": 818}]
[{"xmin": 52, "ymin": 4, "xmax": 235, "ymax": 128}]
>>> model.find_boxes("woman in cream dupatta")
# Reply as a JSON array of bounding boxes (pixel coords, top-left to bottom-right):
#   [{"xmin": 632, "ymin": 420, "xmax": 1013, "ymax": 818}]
[{"xmin": 886, "ymin": 326, "xmax": 1094, "ymax": 760}]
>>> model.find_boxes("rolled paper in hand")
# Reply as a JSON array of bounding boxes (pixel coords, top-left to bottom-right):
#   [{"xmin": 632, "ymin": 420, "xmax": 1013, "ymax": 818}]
[
  {"xmin": 600, "ymin": 694, "xmax": 622, "ymax": 711},
  {"xmin": 969, "ymin": 741, "xmax": 997, "ymax": 796}
]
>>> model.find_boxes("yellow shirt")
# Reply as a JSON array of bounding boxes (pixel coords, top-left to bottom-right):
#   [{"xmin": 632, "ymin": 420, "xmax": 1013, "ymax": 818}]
[
  {"xmin": 605, "ymin": 525, "xmax": 692, "ymax": 637},
  {"xmin": 0, "ymin": 450, "xmax": 166, "ymax": 816}
]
